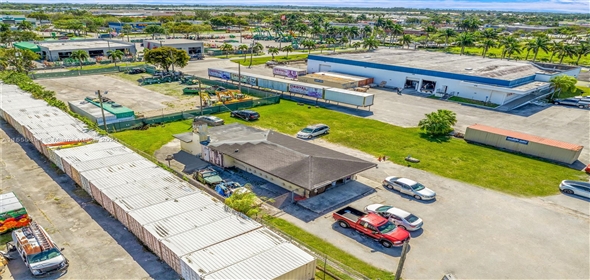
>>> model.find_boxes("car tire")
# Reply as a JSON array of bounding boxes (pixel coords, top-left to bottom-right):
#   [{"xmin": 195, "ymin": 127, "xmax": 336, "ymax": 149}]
[
  {"xmin": 380, "ymin": 240, "xmax": 393, "ymax": 248},
  {"xmin": 338, "ymin": 221, "xmax": 349, "ymax": 228},
  {"xmin": 554, "ymin": 101, "xmax": 560, "ymax": 105},
  {"xmin": 562, "ymin": 189, "xmax": 574, "ymax": 194},
  {"xmin": 579, "ymin": 105, "xmax": 585, "ymax": 109},
  {"xmin": 308, "ymin": 135, "xmax": 313, "ymax": 139},
  {"xmin": 230, "ymin": 113, "xmax": 235, "ymax": 117},
  {"xmin": 398, "ymin": 225, "xmax": 407, "ymax": 230},
  {"xmin": 385, "ymin": 184, "xmax": 393, "ymax": 189},
  {"xmin": 414, "ymin": 195, "xmax": 422, "ymax": 200}
]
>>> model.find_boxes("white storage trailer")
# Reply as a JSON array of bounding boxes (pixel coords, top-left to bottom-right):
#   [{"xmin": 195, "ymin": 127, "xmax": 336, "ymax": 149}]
[
  {"xmin": 324, "ymin": 87, "xmax": 375, "ymax": 108},
  {"xmin": 256, "ymin": 75, "xmax": 290, "ymax": 92},
  {"xmin": 288, "ymin": 82, "xmax": 327, "ymax": 99},
  {"xmin": 273, "ymin": 66, "xmax": 307, "ymax": 79},
  {"xmin": 65, "ymin": 152, "xmax": 143, "ymax": 190}
]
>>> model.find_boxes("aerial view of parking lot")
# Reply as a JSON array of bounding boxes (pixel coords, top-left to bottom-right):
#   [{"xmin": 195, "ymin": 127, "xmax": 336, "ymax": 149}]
[{"xmin": 1, "ymin": 1, "xmax": 589, "ymax": 279}]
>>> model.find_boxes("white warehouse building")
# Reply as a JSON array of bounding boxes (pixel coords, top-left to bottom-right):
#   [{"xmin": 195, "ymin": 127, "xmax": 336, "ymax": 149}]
[{"xmin": 307, "ymin": 49, "xmax": 581, "ymax": 106}]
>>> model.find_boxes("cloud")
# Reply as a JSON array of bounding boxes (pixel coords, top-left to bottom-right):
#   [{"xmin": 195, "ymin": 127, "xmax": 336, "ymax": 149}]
[{"xmin": 24, "ymin": 0, "xmax": 590, "ymax": 13}]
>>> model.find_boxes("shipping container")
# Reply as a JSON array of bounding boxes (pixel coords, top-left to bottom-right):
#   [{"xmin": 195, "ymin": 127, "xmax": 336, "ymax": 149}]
[
  {"xmin": 318, "ymin": 72, "xmax": 374, "ymax": 87},
  {"xmin": 288, "ymin": 82, "xmax": 326, "ymax": 99},
  {"xmin": 141, "ymin": 203, "xmax": 233, "ymax": 257},
  {"xmin": 256, "ymin": 76, "xmax": 289, "ymax": 92},
  {"xmin": 69, "ymin": 153, "xmax": 145, "ymax": 192},
  {"xmin": 159, "ymin": 215, "xmax": 261, "ymax": 273},
  {"xmin": 207, "ymin": 68, "xmax": 231, "ymax": 80},
  {"xmin": 99, "ymin": 172, "xmax": 186, "ymax": 208},
  {"xmin": 298, "ymin": 73, "xmax": 358, "ymax": 89},
  {"xmin": 126, "ymin": 192, "xmax": 218, "ymax": 238},
  {"xmin": 324, "ymin": 88, "xmax": 375, "ymax": 107},
  {"xmin": 202, "ymin": 243, "xmax": 316, "ymax": 280},
  {"xmin": 272, "ymin": 66, "xmax": 307, "ymax": 79},
  {"xmin": 107, "ymin": 183, "xmax": 196, "ymax": 228},
  {"xmin": 180, "ymin": 228, "xmax": 287, "ymax": 280},
  {"xmin": 229, "ymin": 72, "xmax": 257, "ymax": 86}
]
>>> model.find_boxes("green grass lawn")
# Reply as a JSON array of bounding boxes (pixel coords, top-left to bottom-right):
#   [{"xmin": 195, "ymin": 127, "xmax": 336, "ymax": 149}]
[
  {"xmin": 113, "ymin": 100, "xmax": 585, "ymax": 197},
  {"xmin": 448, "ymin": 96, "xmax": 499, "ymax": 108},
  {"xmin": 443, "ymin": 47, "xmax": 590, "ymax": 66},
  {"xmin": 68, "ymin": 61, "xmax": 146, "ymax": 71},
  {"xmin": 108, "ymin": 72, "xmax": 188, "ymax": 97},
  {"xmin": 231, "ymin": 54, "xmax": 309, "ymax": 66},
  {"xmin": 265, "ymin": 216, "xmax": 394, "ymax": 280},
  {"xmin": 555, "ymin": 86, "xmax": 590, "ymax": 99}
]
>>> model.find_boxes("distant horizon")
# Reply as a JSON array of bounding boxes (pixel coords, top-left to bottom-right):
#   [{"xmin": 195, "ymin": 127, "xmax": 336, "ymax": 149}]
[{"xmin": 13, "ymin": 1, "xmax": 590, "ymax": 14}]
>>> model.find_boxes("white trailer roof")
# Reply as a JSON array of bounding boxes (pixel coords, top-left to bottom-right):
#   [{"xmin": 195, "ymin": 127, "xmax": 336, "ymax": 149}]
[
  {"xmin": 318, "ymin": 71, "xmax": 369, "ymax": 81},
  {"xmin": 161, "ymin": 215, "xmax": 261, "ymax": 257},
  {"xmin": 0, "ymin": 192, "xmax": 25, "ymax": 213},
  {"xmin": 181, "ymin": 228, "xmax": 286, "ymax": 277},
  {"xmin": 203, "ymin": 243, "xmax": 315, "ymax": 280},
  {"xmin": 87, "ymin": 166, "xmax": 172, "ymax": 191},
  {"xmin": 113, "ymin": 183, "xmax": 196, "ymax": 212},
  {"xmin": 143, "ymin": 203, "xmax": 234, "ymax": 240},
  {"xmin": 70, "ymin": 153, "xmax": 146, "ymax": 173},
  {"xmin": 326, "ymin": 87, "xmax": 373, "ymax": 97},
  {"xmin": 79, "ymin": 159, "xmax": 157, "ymax": 186},
  {"xmin": 55, "ymin": 141, "xmax": 131, "ymax": 163},
  {"xmin": 101, "ymin": 173, "xmax": 187, "ymax": 201},
  {"xmin": 127, "ymin": 192, "xmax": 219, "ymax": 226},
  {"xmin": 273, "ymin": 66, "xmax": 307, "ymax": 72}
]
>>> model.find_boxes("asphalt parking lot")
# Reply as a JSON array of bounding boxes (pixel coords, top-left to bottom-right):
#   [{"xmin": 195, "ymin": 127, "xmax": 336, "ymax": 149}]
[
  {"xmin": 279, "ymin": 139, "xmax": 590, "ymax": 279},
  {"xmin": 0, "ymin": 120, "xmax": 176, "ymax": 279}
]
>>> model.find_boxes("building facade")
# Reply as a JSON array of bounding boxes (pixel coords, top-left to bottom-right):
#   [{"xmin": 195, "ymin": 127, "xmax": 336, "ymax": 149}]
[
  {"xmin": 37, "ymin": 39, "xmax": 137, "ymax": 61},
  {"xmin": 144, "ymin": 39, "xmax": 204, "ymax": 58}
]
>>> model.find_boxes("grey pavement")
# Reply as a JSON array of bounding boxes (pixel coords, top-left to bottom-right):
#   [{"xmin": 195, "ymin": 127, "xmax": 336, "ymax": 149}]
[{"xmin": 0, "ymin": 120, "xmax": 177, "ymax": 279}]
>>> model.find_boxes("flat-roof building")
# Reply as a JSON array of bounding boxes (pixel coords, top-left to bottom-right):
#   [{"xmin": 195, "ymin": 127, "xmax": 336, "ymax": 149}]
[
  {"xmin": 307, "ymin": 49, "xmax": 581, "ymax": 106},
  {"xmin": 37, "ymin": 39, "xmax": 137, "ymax": 61},
  {"xmin": 144, "ymin": 39, "xmax": 204, "ymax": 59}
]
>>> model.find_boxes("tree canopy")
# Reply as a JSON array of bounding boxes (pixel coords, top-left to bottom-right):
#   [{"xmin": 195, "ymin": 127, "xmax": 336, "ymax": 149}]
[
  {"xmin": 418, "ymin": 109, "xmax": 457, "ymax": 136},
  {"xmin": 143, "ymin": 46, "xmax": 190, "ymax": 72}
]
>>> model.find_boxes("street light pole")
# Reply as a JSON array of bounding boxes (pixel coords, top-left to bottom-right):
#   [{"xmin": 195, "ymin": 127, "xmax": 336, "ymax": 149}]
[
  {"xmin": 95, "ymin": 90, "xmax": 109, "ymax": 134},
  {"xmin": 238, "ymin": 62, "xmax": 242, "ymax": 92},
  {"xmin": 198, "ymin": 78, "xmax": 203, "ymax": 116},
  {"xmin": 394, "ymin": 239, "xmax": 410, "ymax": 280},
  {"xmin": 248, "ymin": 40, "xmax": 256, "ymax": 69}
]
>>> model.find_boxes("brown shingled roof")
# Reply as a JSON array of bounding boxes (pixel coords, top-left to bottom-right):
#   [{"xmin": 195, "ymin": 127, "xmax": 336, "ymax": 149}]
[{"xmin": 468, "ymin": 124, "xmax": 583, "ymax": 151}]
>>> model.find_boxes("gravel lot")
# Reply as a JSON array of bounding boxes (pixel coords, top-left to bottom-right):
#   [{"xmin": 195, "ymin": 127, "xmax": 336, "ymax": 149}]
[{"xmin": 0, "ymin": 120, "xmax": 177, "ymax": 279}]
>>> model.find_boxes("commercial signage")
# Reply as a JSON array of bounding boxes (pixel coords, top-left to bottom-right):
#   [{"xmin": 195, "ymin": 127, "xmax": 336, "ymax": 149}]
[
  {"xmin": 230, "ymin": 73, "xmax": 256, "ymax": 85},
  {"xmin": 208, "ymin": 69, "xmax": 230, "ymax": 80},
  {"xmin": 289, "ymin": 84, "xmax": 323, "ymax": 98},
  {"xmin": 506, "ymin": 136, "xmax": 528, "ymax": 145},
  {"xmin": 273, "ymin": 68, "xmax": 298, "ymax": 79}
]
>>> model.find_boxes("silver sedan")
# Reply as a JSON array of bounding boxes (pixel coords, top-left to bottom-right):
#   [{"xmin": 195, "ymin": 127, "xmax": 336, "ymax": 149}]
[
  {"xmin": 382, "ymin": 176, "xmax": 436, "ymax": 200},
  {"xmin": 365, "ymin": 204, "xmax": 423, "ymax": 231},
  {"xmin": 559, "ymin": 180, "xmax": 590, "ymax": 198}
]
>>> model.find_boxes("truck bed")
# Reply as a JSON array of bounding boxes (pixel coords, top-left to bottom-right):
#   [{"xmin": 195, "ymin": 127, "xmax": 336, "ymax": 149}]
[{"xmin": 334, "ymin": 206, "xmax": 366, "ymax": 223}]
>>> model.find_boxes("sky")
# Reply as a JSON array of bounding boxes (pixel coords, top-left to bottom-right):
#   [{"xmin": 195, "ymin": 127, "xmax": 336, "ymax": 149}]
[{"xmin": 19, "ymin": 0, "xmax": 590, "ymax": 14}]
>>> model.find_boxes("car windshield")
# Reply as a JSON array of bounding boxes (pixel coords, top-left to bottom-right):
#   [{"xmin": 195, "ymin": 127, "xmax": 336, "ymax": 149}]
[
  {"xmin": 376, "ymin": 206, "xmax": 392, "ymax": 212},
  {"xmin": 404, "ymin": 214, "xmax": 420, "ymax": 223},
  {"xmin": 28, "ymin": 248, "xmax": 61, "ymax": 264},
  {"xmin": 377, "ymin": 221, "xmax": 397, "ymax": 233},
  {"xmin": 411, "ymin": 183, "xmax": 426, "ymax": 191},
  {"xmin": 209, "ymin": 117, "xmax": 221, "ymax": 121},
  {"xmin": 301, "ymin": 128, "xmax": 313, "ymax": 133}
]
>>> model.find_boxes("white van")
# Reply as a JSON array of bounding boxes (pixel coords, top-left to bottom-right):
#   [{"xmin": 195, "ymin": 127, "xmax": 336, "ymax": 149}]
[{"xmin": 11, "ymin": 221, "xmax": 69, "ymax": 276}]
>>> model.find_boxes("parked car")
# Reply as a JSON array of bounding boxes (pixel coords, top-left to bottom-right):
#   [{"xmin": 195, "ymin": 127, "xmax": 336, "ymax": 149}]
[
  {"xmin": 297, "ymin": 124, "xmax": 330, "ymax": 139},
  {"xmin": 364, "ymin": 204, "xmax": 423, "ymax": 231},
  {"xmin": 230, "ymin": 110, "xmax": 259, "ymax": 121},
  {"xmin": 127, "ymin": 68, "xmax": 145, "ymax": 74},
  {"xmin": 193, "ymin": 115, "xmax": 224, "ymax": 126},
  {"xmin": 382, "ymin": 176, "xmax": 436, "ymax": 200},
  {"xmin": 332, "ymin": 206, "xmax": 410, "ymax": 248},
  {"xmin": 11, "ymin": 221, "xmax": 69, "ymax": 276},
  {"xmin": 553, "ymin": 98, "xmax": 588, "ymax": 109},
  {"xmin": 559, "ymin": 180, "xmax": 590, "ymax": 198},
  {"xmin": 584, "ymin": 164, "xmax": 590, "ymax": 174},
  {"xmin": 194, "ymin": 168, "xmax": 223, "ymax": 186}
]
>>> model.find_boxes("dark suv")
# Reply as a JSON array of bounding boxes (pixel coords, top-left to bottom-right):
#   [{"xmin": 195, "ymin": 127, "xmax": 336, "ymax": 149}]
[{"xmin": 230, "ymin": 110, "xmax": 260, "ymax": 121}]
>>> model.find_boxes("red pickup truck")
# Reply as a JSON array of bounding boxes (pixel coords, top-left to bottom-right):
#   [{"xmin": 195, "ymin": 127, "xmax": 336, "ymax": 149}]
[{"xmin": 333, "ymin": 206, "xmax": 410, "ymax": 248}]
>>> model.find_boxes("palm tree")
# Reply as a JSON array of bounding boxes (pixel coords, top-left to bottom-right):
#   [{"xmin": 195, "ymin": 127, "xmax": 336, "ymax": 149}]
[
  {"xmin": 575, "ymin": 41, "xmax": 590, "ymax": 65},
  {"xmin": 362, "ymin": 36, "xmax": 379, "ymax": 50},
  {"xmin": 524, "ymin": 39, "xmax": 536, "ymax": 60},
  {"xmin": 238, "ymin": 44, "xmax": 248, "ymax": 61},
  {"xmin": 363, "ymin": 25, "xmax": 373, "ymax": 39},
  {"xmin": 352, "ymin": 41, "xmax": 362, "ymax": 50},
  {"xmin": 440, "ymin": 28, "xmax": 456, "ymax": 48},
  {"xmin": 70, "ymin": 50, "xmax": 89, "ymax": 74},
  {"xmin": 504, "ymin": 40, "xmax": 522, "ymax": 59},
  {"xmin": 530, "ymin": 36, "xmax": 550, "ymax": 62},
  {"xmin": 282, "ymin": 45, "xmax": 294, "ymax": 59},
  {"xmin": 423, "ymin": 25, "xmax": 437, "ymax": 45},
  {"xmin": 295, "ymin": 23, "xmax": 308, "ymax": 37},
  {"xmin": 557, "ymin": 43, "xmax": 577, "ymax": 64},
  {"xmin": 220, "ymin": 43, "xmax": 234, "ymax": 58},
  {"xmin": 479, "ymin": 28, "xmax": 498, "ymax": 40},
  {"xmin": 122, "ymin": 24, "xmax": 133, "ymax": 42},
  {"xmin": 267, "ymin": 47, "xmax": 279, "ymax": 60},
  {"xmin": 400, "ymin": 34, "xmax": 413, "ymax": 49},
  {"xmin": 456, "ymin": 32, "xmax": 476, "ymax": 55},
  {"xmin": 325, "ymin": 37, "xmax": 337, "ymax": 52},
  {"xmin": 17, "ymin": 21, "xmax": 33, "ymax": 31},
  {"xmin": 389, "ymin": 24, "xmax": 404, "ymax": 46},
  {"xmin": 302, "ymin": 40, "xmax": 316, "ymax": 53},
  {"xmin": 339, "ymin": 36, "xmax": 349, "ymax": 49},
  {"xmin": 106, "ymin": 49, "xmax": 124, "ymax": 67},
  {"xmin": 549, "ymin": 75, "xmax": 577, "ymax": 99},
  {"xmin": 348, "ymin": 26, "xmax": 360, "ymax": 42},
  {"xmin": 480, "ymin": 39, "xmax": 496, "ymax": 58}
]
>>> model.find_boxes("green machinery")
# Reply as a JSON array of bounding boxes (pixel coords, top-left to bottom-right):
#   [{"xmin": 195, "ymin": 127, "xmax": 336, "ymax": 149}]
[
  {"xmin": 138, "ymin": 74, "xmax": 181, "ymax": 85},
  {"xmin": 180, "ymin": 75, "xmax": 200, "ymax": 85},
  {"xmin": 182, "ymin": 85, "xmax": 212, "ymax": 94},
  {"xmin": 253, "ymin": 27, "xmax": 274, "ymax": 40}
]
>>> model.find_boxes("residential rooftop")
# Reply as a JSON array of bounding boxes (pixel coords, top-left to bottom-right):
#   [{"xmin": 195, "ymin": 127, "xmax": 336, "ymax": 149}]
[
  {"xmin": 37, "ymin": 39, "xmax": 134, "ymax": 51},
  {"xmin": 310, "ymin": 49, "xmax": 558, "ymax": 81}
]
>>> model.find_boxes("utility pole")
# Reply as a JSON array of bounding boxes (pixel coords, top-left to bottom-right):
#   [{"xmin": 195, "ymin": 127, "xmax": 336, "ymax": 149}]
[
  {"xmin": 95, "ymin": 90, "xmax": 109, "ymax": 134},
  {"xmin": 238, "ymin": 62, "xmax": 242, "ymax": 92},
  {"xmin": 198, "ymin": 78, "xmax": 203, "ymax": 116},
  {"xmin": 394, "ymin": 239, "xmax": 410, "ymax": 280},
  {"xmin": 248, "ymin": 40, "xmax": 255, "ymax": 69}
]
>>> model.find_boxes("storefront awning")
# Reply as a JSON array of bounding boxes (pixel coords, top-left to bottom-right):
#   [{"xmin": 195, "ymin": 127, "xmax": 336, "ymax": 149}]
[{"xmin": 14, "ymin": 42, "xmax": 40, "ymax": 52}]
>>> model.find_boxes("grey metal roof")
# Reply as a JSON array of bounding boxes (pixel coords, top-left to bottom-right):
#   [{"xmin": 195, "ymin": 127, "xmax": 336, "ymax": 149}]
[{"xmin": 207, "ymin": 124, "xmax": 376, "ymax": 191}]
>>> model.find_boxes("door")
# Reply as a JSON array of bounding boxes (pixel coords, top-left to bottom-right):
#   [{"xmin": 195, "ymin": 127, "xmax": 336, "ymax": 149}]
[
  {"xmin": 358, "ymin": 221, "xmax": 379, "ymax": 238},
  {"xmin": 400, "ymin": 184, "xmax": 413, "ymax": 195},
  {"xmin": 389, "ymin": 215, "xmax": 403, "ymax": 227},
  {"xmin": 579, "ymin": 186, "xmax": 590, "ymax": 198}
]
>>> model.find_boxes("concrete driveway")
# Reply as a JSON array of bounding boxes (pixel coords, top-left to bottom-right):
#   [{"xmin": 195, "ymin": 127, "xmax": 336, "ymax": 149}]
[{"xmin": 280, "ymin": 139, "xmax": 590, "ymax": 279}]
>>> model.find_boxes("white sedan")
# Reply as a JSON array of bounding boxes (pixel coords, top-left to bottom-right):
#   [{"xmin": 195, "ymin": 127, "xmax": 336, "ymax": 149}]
[
  {"xmin": 365, "ymin": 204, "xmax": 423, "ymax": 231},
  {"xmin": 382, "ymin": 176, "xmax": 436, "ymax": 200}
]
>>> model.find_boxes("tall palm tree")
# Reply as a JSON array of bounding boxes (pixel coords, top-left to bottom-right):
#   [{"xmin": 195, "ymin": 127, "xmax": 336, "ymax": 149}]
[
  {"xmin": 281, "ymin": 45, "xmax": 294, "ymax": 58},
  {"xmin": 480, "ymin": 39, "xmax": 496, "ymax": 58},
  {"xmin": 575, "ymin": 41, "xmax": 590, "ymax": 65},
  {"xmin": 325, "ymin": 37, "xmax": 337, "ymax": 52},
  {"xmin": 456, "ymin": 32, "xmax": 476, "ymax": 55},
  {"xmin": 499, "ymin": 36, "xmax": 519, "ymax": 59},
  {"xmin": 339, "ymin": 36, "xmax": 349, "ymax": 49},
  {"xmin": 479, "ymin": 28, "xmax": 498, "ymax": 40},
  {"xmin": 524, "ymin": 39, "xmax": 536, "ymax": 60},
  {"xmin": 106, "ymin": 49, "xmax": 124, "ymax": 67},
  {"xmin": 302, "ymin": 40, "xmax": 316, "ymax": 53},
  {"xmin": 267, "ymin": 47, "xmax": 279, "ymax": 60},
  {"xmin": 352, "ymin": 41, "xmax": 362, "ymax": 50},
  {"xmin": 363, "ymin": 25, "xmax": 373, "ymax": 39},
  {"xmin": 400, "ymin": 34, "xmax": 413, "ymax": 49},
  {"xmin": 530, "ymin": 36, "xmax": 550, "ymax": 62},
  {"xmin": 70, "ymin": 50, "xmax": 89, "ymax": 74},
  {"xmin": 549, "ymin": 41, "xmax": 563, "ymax": 63},
  {"xmin": 557, "ymin": 43, "xmax": 577, "ymax": 64},
  {"xmin": 423, "ymin": 25, "xmax": 437, "ymax": 45},
  {"xmin": 220, "ymin": 43, "xmax": 234, "ymax": 58},
  {"xmin": 362, "ymin": 36, "xmax": 379, "ymax": 50},
  {"xmin": 389, "ymin": 24, "xmax": 404, "ymax": 46},
  {"xmin": 122, "ymin": 24, "xmax": 133, "ymax": 42},
  {"xmin": 504, "ymin": 40, "xmax": 522, "ymax": 59},
  {"xmin": 348, "ymin": 26, "xmax": 360, "ymax": 42},
  {"xmin": 440, "ymin": 28, "xmax": 456, "ymax": 48},
  {"xmin": 238, "ymin": 44, "xmax": 249, "ymax": 61}
]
